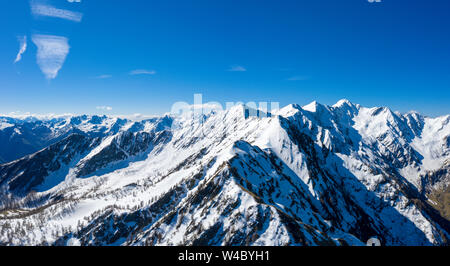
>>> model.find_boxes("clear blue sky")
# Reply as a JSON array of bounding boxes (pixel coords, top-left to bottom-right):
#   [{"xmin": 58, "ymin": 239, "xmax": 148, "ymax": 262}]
[{"xmin": 1, "ymin": 0, "xmax": 449, "ymax": 116}]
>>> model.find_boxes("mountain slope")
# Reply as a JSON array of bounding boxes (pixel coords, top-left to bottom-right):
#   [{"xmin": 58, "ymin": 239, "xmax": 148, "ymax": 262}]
[{"xmin": 0, "ymin": 100, "xmax": 448, "ymax": 246}]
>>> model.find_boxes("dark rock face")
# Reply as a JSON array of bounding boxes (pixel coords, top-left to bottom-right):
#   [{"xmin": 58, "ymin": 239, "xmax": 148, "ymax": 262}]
[
  {"xmin": 75, "ymin": 130, "xmax": 172, "ymax": 178},
  {"xmin": 0, "ymin": 122, "xmax": 68, "ymax": 163},
  {"xmin": 0, "ymin": 134, "xmax": 98, "ymax": 195}
]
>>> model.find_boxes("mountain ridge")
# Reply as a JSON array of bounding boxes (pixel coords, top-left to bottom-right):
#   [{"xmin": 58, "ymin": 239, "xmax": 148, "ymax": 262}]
[{"xmin": 0, "ymin": 100, "xmax": 448, "ymax": 246}]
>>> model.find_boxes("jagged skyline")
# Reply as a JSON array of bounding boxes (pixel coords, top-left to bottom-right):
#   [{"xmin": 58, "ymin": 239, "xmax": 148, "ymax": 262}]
[{"xmin": 0, "ymin": 99, "xmax": 448, "ymax": 245}]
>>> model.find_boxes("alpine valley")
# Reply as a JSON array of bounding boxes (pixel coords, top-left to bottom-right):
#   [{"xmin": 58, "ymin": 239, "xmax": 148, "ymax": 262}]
[{"xmin": 0, "ymin": 100, "xmax": 449, "ymax": 246}]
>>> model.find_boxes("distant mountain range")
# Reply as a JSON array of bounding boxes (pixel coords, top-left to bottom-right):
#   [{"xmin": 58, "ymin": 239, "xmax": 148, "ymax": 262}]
[{"xmin": 0, "ymin": 100, "xmax": 448, "ymax": 246}]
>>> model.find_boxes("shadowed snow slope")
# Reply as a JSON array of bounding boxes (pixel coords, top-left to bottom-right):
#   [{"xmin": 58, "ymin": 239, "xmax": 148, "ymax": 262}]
[{"xmin": 0, "ymin": 101, "xmax": 449, "ymax": 246}]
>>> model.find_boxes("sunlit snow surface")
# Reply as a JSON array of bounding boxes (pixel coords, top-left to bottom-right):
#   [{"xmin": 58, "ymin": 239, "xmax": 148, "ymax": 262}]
[{"xmin": 0, "ymin": 101, "xmax": 448, "ymax": 246}]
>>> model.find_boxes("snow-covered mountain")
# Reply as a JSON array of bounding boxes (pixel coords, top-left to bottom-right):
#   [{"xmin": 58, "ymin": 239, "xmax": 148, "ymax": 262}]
[{"xmin": 0, "ymin": 100, "xmax": 448, "ymax": 246}]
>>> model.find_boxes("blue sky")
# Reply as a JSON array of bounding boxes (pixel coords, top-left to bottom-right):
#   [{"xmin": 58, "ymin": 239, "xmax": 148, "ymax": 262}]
[{"xmin": 1, "ymin": 0, "xmax": 449, "ymax": 116}]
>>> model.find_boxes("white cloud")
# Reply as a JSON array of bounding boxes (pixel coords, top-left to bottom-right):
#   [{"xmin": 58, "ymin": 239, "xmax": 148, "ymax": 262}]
[
  {"xmin": 32, "ymin": 34, "xmax": 70, "ymax": 80},
  {"xmin": 67, "ymin": 0, "xmax": 82, "ymax": 2},
  {"xmin": 14, "ymin": 36, "xmax": 27, "ymax": 63},
  {"xmin": 129, "ymin": 69, "xmax": 156, "ymax": 75},
  {"xmin": 114, "ymin": 114, "xmax": 160, "ymax": 121},
  {"xmin": 31, "ymin": 2, "xmax": 83, "ymax": 22},
  {"xmin": 227, "ymin": 65, "xmax": 247, "ymax": 72},
  {"xmin": 287, "ymin": 75, "xmax": 309, "ymax": 81},
  {"xmin": 96, "ymin": 106, "xmax": 113, "ymax": 111},
  {"xmin": 95, "ymin": 74, "xmax": 112, "ymax": 79},
  {"xmin": 0, "ymin": 111, "xmax": 74, "ymax": 120}
]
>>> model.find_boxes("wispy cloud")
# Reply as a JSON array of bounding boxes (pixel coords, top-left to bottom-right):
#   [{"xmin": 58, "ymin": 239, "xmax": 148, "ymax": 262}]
[
  {"xmin": 227, "ymin": 65, "xmax": 247, "ymax": 72},
  {"xmin": 32, "ymin": 34, "xmax": 70, "ymax": 80},
  {"xmin": 67, "ymin": 0, "xmax": 82, "ymax": 2},
  {"xmin": 31, "ymin": 1, "xmax": 83, "ymax": 22},
  {"xmin": 129, "ymin": 69, "xmax": 156, "ymax": 75},
  {"xmin": 95, "ymin": 74, "xmax": 112, "ymax": 79},
  {"xmin": 0, "ymin": 111, "xmax": 74, "ymax": 120},
  {"xmin": 96, "ymin": 106, "xmax": 113, "ymax": 111},
  {"xmin": 287, "ymin": 75, "xmax": 309, "ymax": 81},
  {"xmin": 14, "ymin": 36, "xmax": 27, "ymax": 63}
]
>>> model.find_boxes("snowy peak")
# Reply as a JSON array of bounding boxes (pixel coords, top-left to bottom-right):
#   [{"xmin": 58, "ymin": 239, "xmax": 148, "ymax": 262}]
[
  {"xmin": 302, "ymin": 101, "xmax": 323, "ymax": 113},
  {"xmin": 276, "ymin": 103, "xmax": 302, "ymax": 117},
  {"xmin": 332, "ymin": 99, "xmax": 353, "ymax": 108},
  {"xmin": 332, "ymin": 99, "xmax": 360, "ymax": 117}
]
